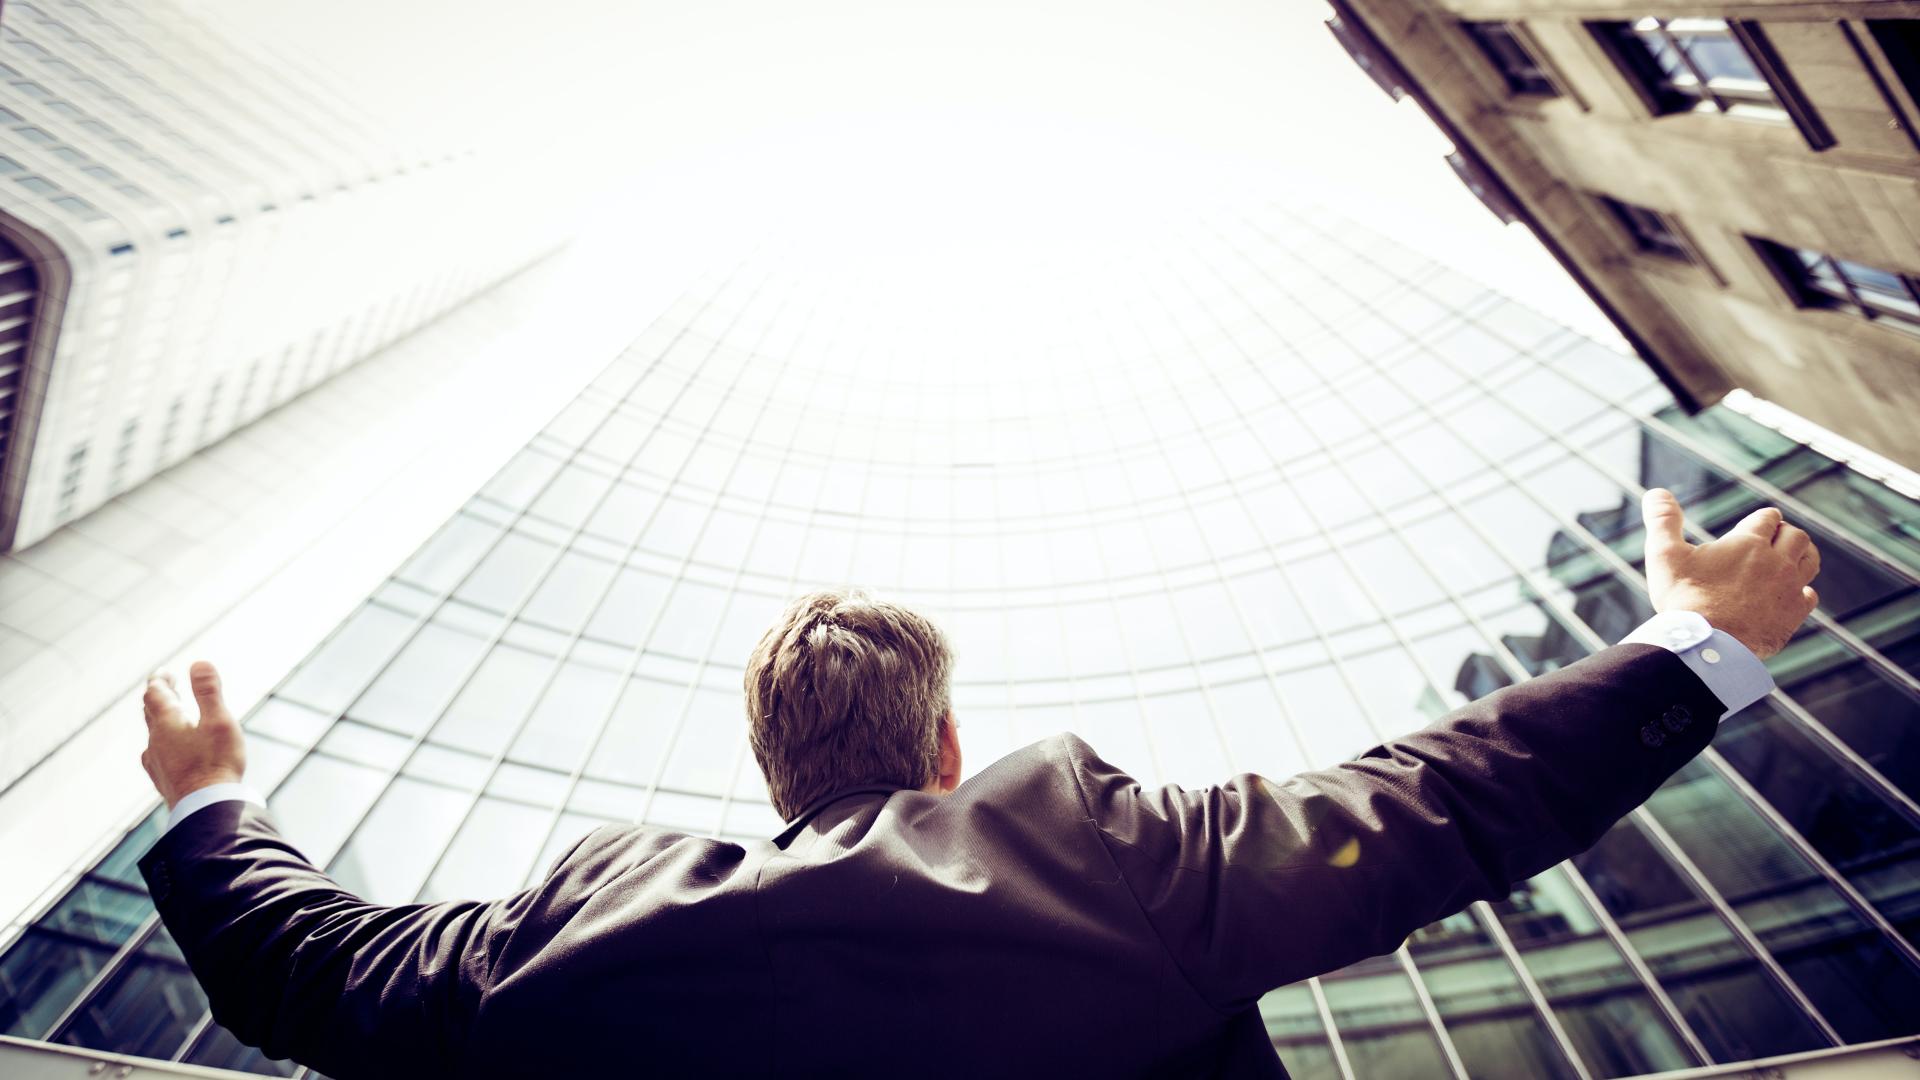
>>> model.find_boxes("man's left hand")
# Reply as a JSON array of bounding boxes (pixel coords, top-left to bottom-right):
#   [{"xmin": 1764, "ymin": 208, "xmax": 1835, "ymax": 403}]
[{"xmin": 142, "ymin": 660, "xmax": 246, "ymax": 810}]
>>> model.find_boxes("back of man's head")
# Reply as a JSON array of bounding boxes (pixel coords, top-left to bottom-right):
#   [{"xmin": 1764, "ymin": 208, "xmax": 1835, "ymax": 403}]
[{"xmin": 745, "ymin": 588, "xmax": 954, "ymax": 820}]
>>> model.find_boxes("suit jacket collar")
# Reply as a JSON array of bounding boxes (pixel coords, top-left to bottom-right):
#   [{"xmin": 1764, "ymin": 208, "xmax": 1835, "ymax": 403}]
[{"xmin": 774, "ymin": 783, "xmax": 905, "ymax": 847}]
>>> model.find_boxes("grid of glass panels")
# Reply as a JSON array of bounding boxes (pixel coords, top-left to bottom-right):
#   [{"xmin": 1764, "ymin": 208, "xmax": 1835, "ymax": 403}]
[{"xmin": 3, "ymin": 203, "xmax": 1917, "ymax": 1078}]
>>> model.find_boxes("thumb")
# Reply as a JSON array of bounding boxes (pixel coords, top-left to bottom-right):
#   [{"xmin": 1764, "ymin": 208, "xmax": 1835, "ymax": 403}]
[
  {"xmin": 1641, "ymin": 488, "xmax": 1690, "ymax": 565},
  {"xmin": 189, "ymin": 660, "xmax": 234, "ymax": 726}
]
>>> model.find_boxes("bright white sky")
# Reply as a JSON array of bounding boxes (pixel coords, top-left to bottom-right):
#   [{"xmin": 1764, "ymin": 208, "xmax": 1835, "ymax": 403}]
[{"xmin": 189, "ymin": 0, "xmax": 1617, "ymax": 341}]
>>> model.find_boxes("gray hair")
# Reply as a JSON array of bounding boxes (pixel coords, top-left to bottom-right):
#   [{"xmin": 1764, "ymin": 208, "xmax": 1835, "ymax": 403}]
[{"xmin": 744, "ymin": 588, "xmax": 953, "ymax": 820}]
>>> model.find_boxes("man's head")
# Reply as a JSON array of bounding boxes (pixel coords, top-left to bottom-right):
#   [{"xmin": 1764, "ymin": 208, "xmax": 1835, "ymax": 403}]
[{"xmin": 745, "ymin": 588, "xmax": 961, "ymax": 820}]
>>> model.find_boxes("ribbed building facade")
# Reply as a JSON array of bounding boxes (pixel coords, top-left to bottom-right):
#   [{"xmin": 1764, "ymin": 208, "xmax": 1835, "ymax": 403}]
[
  {"xmin": 0, "ymin": 202, "xmax": 1912, "ymax": 1077},
  {"xmin": 0, "ymin": 0, "xmax": 561, "ymax": 550}
]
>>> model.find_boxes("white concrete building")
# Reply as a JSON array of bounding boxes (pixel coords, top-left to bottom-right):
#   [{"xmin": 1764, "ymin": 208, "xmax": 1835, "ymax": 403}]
[{"xmin": 0, "ymin": 0, "xmax": 564, "ymax": 550}]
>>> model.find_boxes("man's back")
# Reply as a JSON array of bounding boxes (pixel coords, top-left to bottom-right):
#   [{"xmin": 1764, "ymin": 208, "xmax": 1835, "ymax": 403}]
[
  {"xmin": 473, "ymin": 736, "xmax": 1268, "ymax": 1076},
  {"xmin": 140, "ymin": 639, "xmax": 1736, "ymax": 1078}
]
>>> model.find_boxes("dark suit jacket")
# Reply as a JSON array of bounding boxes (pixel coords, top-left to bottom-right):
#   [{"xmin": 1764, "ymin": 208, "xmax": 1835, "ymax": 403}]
[{"xmin": 139, "ymin": 643, "xmax": 1724, "ymax": 1078}]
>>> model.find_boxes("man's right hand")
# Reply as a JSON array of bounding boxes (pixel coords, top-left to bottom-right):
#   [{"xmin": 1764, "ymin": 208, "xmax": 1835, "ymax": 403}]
[{"xmin": 1641, "ymin": 488, "xmax": 1820, "ymax": 660}]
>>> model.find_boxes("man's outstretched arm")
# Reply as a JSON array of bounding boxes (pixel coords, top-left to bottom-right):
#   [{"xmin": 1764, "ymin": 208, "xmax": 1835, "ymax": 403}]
[
  {"xmin": 134, "ymin": 664, "xmax": 586, "ymax": 1079},
  {"xmin": 1069, "ymin": 490, "xmax": 1820, "ymax": 1011}
]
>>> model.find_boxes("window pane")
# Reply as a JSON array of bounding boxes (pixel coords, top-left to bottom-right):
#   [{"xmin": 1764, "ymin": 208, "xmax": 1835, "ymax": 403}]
[
  {"xmin": 521, "ymin": 550, "xmax": 620, "ymax": 632},
  {"xmin": 1571, "ymin": 819, "xmax": 1827, "ymax": 1059},
  {"xmin": 432, "ymin": 642, "xmax": 556, "ymax": 756},
  {"xmin": 0, "ymin": 881, "xmax": 150, "ymax": 1037},
  {"xmin": 266, "ymin": 753, "xmax": 391, "ymax": 865},
  {"xmin": 278, "ymin": 602, "xmax": 417, "ymax": 714},
  {"xmin": 1646, "ymin": 760, "xmax": 1920, "ymax": 1040},
  {"xmin": 1322, "ymin": 956, "xmax": 1454, "ymax": 1077},
  {"xmin": 584, "ymin": 567, "xmax": 670, "ymax": 646},
  {"xmin": 1407, "ymin": 912, "xmax": 1579, "ymax": 1079},
  {"xmin": 1142, "ymin": 688, "xmax": 1229, "ymax": 786},
  {"xmin": 350, "ymin": 621, "xmax": 490, "ymax": 735},
  {"xmin": 1714, "ymin": 698, "xmax": 1920, "ymax": 948},
  {"xmin": 326, "ymin": 776, "xmax": 474, "ymax": 904},
  {"xmin": 507, "ymin": 658, "xmax": 624, "ymax": 771},
  {"xmin": 1679, "ymin": 33, "xmax": 1760, "ymax": 82},
  {"xmin": 588, "ymin": 676, "xmax": 687, "ymax": 786},
  {"xmin": 53, "ymin": 927, "xmax": 204, "ymax": 1059},
  {"xmin": 1261, "ymin": 983, "xmax": 1341, "ymax": 1080},
  {"xmin": 660, "ymin": 686, "xmax": 745, "ymax": 796},
  {"xmin": 182, "ymin": 1022, "xmax": 298, "ymax": 1075},
  {"xmin": 454, "ymin": 531, "xmax": 559, "ymax": 613},
  {"xmin": 420, "ymin": 796, "xmax": 553, "ymax": 901},
  {"xmin": 90, "ymin": 812, "xmax": 165, "ymax": 889},
  {"xmin": 1492, "ymin": 867, "xmax": 1698, "ymax": 1076},
  {"xmin": 394, "ymin": 513, "xmax": 500, "ymax": 593},
  {"xmin": 650, "ymin": 579, "xmax": 729, "ymax": 658}
]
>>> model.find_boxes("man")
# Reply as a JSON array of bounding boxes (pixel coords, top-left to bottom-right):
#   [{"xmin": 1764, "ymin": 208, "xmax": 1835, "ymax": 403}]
[{"xmin": 138, "ymin": 489, "xmax": 1818, "ymax": 1078}]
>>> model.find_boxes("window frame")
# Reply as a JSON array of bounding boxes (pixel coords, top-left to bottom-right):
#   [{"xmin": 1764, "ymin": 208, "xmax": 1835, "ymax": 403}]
[
  {"xmin": 1597, "ymin": 195, "xmax": 1694, "ymax": 262},
  {"xmin": 1867, "ymin": 19, "xmax": 1920, "ymax": 108},
  {"xmin": 1589, "ymin": 17, "xmax": 1834, "ymax": 149},
  {"xmin": 1754, "ymin": 237, "xmax": 1920, "ymax": 336},
  {"xmin": 1461, "ymin": 20, "xmax": 1560, "ymax": 97}
]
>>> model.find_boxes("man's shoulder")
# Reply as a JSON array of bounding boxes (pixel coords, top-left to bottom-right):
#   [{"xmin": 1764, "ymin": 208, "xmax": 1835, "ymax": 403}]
[
  {"xmin": 542, "ymin": 822, "xmax": 745, "ymax": 885},
  {"xmin": 941, "ymin": 731, "xmax": 1111, "ymax": 816}
]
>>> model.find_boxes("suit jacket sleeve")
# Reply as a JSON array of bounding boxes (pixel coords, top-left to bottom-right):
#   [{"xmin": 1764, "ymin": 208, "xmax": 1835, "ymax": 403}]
[
  {"xmin": 136, "ymin": 802, "xmax": 607, "ymax": 1078},
  {"xmin": 1064, "ymin": 642, "xmax": 1725, "ymax": 1012}
]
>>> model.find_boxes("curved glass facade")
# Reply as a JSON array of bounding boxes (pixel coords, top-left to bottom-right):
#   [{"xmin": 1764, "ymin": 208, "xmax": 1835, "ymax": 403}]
[{"xmin": 3, "ymin": 204, "xmax": 1917, "ymax": 1078}]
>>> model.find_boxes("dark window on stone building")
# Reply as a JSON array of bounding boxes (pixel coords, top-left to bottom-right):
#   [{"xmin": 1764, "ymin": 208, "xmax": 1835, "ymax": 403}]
[
  {"xmin": 1869, "ymin": 21, "xmax": 1920, "ymax": 104},
  {"xmin": 1590, "ymin": 17, "xmax": 1833, "ymax": 147},
  {"xmin": 1598, "ymin": 196, "xmax": 1691, "ymax": 261},
  {"xmin": 1755, "ymin": 238, "xmax": 1920, "ymax": 335},
  {"xmin": 1462, "ymin": 22, "xmax": 1558, "ymax": 96}
]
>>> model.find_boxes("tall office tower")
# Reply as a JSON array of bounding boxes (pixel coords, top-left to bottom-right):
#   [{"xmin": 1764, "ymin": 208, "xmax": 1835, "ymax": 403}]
[
  {"xmin": 2, "ymin": 202, "xmax": 1916, "ymax": 1078},
  {"xmin": 0, "ymin": 0, "xmax": 562, "ymax": 551},
  {"xmin": 1326, "ymin": 0, "xmax": 1920, "ymax": 472}
]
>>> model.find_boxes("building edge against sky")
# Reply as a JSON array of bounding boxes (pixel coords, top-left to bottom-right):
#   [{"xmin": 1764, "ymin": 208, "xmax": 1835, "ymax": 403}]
[
  {"xmin": 1325, "ymin": 0, "xmax": 1920, "ymax": 473},
  {"xmin": 0, "ymin": 200, "xmax": 1913, "ymax": 1078},
  {"xmin": 0, "ymin": 0, "xmax": 568, "ymax": 551}
]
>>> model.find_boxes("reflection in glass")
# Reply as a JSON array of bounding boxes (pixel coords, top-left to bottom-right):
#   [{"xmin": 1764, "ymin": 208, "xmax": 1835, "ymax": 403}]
[
  {"xmin": 54, "ymin": 927, "xmax": 206, "ymax": 1058},
  {"xmin": 1713, "ymin": 699, "xmax": 1920, "ymax": 948},
  {"xmin": 1404, "ymin": 910, "xmax": 1578, "ymax": 1079},
  {"xmin": 1321, "ymin": 955, "xmax": 1454, "ymax": 1077},
  {"xmin": 183, "ymin": 1023, "xmax": 300, "ymax": 1076},
  {"xmin": 1571, "ymin": 819, "xmax": 1827, "ymax": 1060},
  {"xmin": 1646, "ymin": 761, "xmax": 1920, "ymax": 1041},
  {"xmin": 1259, "ymin": 983, "xmax": 1341, "ymax": 1080},
  {"xmin": 1490, "ymin": 868, "xmax": 1698, "ymax": 1076},
  {"xmin": 0, "ymin": 881, "xmax": 150, "ymax": 1037}
]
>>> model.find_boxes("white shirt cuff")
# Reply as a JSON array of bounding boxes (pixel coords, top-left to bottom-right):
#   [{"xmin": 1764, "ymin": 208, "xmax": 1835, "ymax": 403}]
[
  {"xmin": 1620, "ymin": 610, "xmax": 1775, "ymax": 719},
  {"xmin": 165, "ymin": 782, "xmax": 264, "ymax": 835}
]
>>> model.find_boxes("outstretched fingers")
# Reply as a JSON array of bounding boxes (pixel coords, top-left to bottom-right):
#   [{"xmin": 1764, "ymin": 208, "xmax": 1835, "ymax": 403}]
[
  {"xmin": 143, "ymin": 672, "xmax": 183, "ymax": 728},
  {"xmin": 189, "ymin": 660, "xmax": 236, "ymax": 727}
]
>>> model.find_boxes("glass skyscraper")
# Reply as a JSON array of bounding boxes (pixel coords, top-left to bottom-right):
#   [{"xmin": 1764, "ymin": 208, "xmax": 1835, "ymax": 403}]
[{"xmin": 2, "ymin": 203, "xmax": 1916, "ymax": 1078}]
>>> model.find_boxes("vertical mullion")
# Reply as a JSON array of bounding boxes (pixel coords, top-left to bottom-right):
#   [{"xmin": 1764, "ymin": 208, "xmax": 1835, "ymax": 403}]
[
  {"xmin": 1659, "ymin": 26, "xmax": 1725, "ymax": 112},
  {"xmin": 1307, "ymin": 976, "xmax": 1361, "ymax": 1080},
  {"xmin": 1629, "ymin": 806, "xmax": 1845, "ymax": 1045}
]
